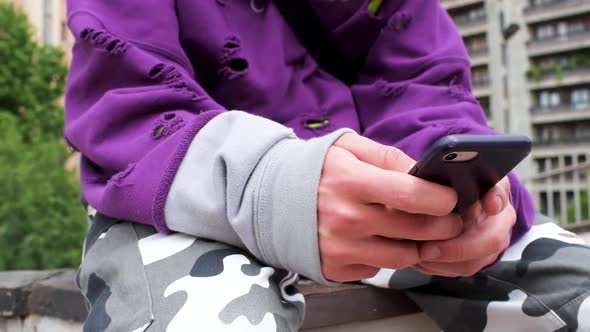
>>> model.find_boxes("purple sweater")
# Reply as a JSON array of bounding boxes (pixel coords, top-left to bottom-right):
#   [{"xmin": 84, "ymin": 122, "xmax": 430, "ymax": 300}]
[{"xmin": 65, "ymin": 0, "xmax": 534, "ymax": 254}]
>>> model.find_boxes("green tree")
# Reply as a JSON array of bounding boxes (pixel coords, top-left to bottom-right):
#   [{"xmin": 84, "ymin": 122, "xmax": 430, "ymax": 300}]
[
  {"xmin": 0, "ymin": 3, "xmax": 67, "ymax": 140},
  {"xmin": 0, "ymin": 3, "xmax": 86, "ymax": 269}
]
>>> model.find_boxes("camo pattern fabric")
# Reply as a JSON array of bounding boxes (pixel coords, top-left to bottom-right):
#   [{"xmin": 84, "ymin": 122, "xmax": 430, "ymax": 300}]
[
  {"xmin": 363, "ymin": 214, "xmax": 590, "ymax": 332},
  {"xmin": 77, "ymin": 209, "xmax": 305, "ymax": 332},
  {"xmin": 78, "ymin": 210, "xmax": 590, "ymax": 332}
]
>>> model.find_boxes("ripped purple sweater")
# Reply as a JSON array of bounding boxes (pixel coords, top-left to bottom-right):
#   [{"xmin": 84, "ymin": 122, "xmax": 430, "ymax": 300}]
[{"xmin": 65, "ymin": 0, "xmax": 534, "ymax": 249}]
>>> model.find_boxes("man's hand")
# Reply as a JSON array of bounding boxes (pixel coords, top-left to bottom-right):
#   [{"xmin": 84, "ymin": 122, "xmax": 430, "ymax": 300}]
[
  {"xmin": 318, "ymin": 133, "xmax": 463, "ymax": 282},
  {"xmin": 415, "ymin": 177, "xmax": 516, "ymax": 277}
]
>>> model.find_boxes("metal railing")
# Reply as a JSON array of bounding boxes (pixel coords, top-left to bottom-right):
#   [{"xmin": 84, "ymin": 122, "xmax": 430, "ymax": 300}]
[
  {"xmin": 530, "ymin": 103, "xmax": 590, "ymax": 113},
  {"xmin": 528, "ymin": 29, "xmax": 590, "ymax": 47},
  {"xmin": 533, "ymin": 136, "xmax": 590, "ymax": 146},
  {"xmin": 453, "ymin": 14, "xmax": 487, "ymax": 27},
  {"xmin": 467, "ymin": 47, "xmax": 489, "ymax": 57},
  {"xmin": 472, "ymin": 77, "xmax": 491, "ymax": 88},
  {"xmin": 528, "ymin": 161, "xmax": 590, "ymax": 229},
  {"xmin": 524, "ymin": 0, "xmax": 587, "ymax": 14}
]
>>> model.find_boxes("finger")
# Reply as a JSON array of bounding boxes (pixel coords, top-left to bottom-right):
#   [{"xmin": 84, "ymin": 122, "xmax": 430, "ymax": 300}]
[
  {"xmin": 352, "ymin": 163, "xmax": 458, "ymax": 216},
  {"xmin": 359, "ymin": 205, "xmax": 463, "ymax": 240},
  {"xmin": 321, "ymin": 263, "xmax": 380, "ymax": 282},
  {"xmin": 322, "ymin": 236, "xmax": 421, "ymax": 270},
  {"xmin": 334, "ymin": 133, "xmax": 416, "ymax": 172},
  {"xmin": 418, "ymin": 254, "xmax": 498, "ymax": 277},
  {"xmin": 419, "ymin": 205, "xmax": 516, "ymax": 262},
  {"xmin": 481, "ymin": 177, "xmax": 511, "ymax": 216}
]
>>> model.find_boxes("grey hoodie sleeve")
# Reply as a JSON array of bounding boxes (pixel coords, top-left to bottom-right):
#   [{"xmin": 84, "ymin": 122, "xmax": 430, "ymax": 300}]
[{"xmin": 164, "ymin": 111, "xmax": 352, "ymax": 284}]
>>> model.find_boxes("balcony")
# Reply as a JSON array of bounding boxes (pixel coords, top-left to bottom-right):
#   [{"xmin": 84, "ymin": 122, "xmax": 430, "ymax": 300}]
[
  {"xmin": 528, "ymin": 67, "xmax": 590, "ymax": 90},
  {"xmin": 530, "ymin": 104, "xmax": 590, "ymax": 124},
  {"xmin": 468, "ymin": 47, "xmax": 490, "ymax": 66},
  {"xmin": 441, "ymin": 0, "xmax": 484, "ymax": 10},
  {"xmin": 524, "ymin": 0, "xmax": 590, "ymax": 24},
  {"xmin": 472, "ymin": 77, "xmax": 491, "ymax": 97},
  {"xmin": 533, "ymin": 136, "xmax": 590, "ymax": 147},
  {"xmin": 527, "ymin": 30, "xmax": 590, "ymax": 57},
  {"xmin": 453, "ymin": 15, "xmax": 488, "ymax": 37}
]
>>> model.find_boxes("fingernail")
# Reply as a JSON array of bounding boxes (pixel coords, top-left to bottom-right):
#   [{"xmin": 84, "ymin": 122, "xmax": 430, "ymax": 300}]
[
  {"xmin": 495, "ymin": 194, "xmax": 504, "ymax": 214},
  {"xmin": 422, "ymin": 246, "xmax": 441, "ymax": 260}
]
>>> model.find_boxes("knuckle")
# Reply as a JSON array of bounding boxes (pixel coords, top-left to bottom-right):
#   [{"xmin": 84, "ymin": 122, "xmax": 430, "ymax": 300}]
[
  {"xmin": 324, "ymin": 205, "xmax": 362, "ymax": 236},
  {"xmin": 322, "ymin": 169, "xmax": 350, "ymax": 191},
  {"xmin": 430, "ymin": 215, "xmax": 462, "ymax": 239},
  {"xmin": 390, "ymin": 178, "xmax": 417, "ymax": 207},
  {"xmin": 382, "ymin": 145, "xmax": 402, "ymax": 168},
  {"xmin": 320, "ymin": 240, "xmax": 351, "ymax": 263},
  {"xmin": 449, "ymin": 215, "xmax": 464, "ymax": 237},
  {"xmin": 448, "ymin": 244, "xmax": 465, "ymax": 261},
  {"xmin": 489, "ymin": 235, "xmax": 507, "ymax": 254},
  {"xmin": 321, "ymin": 160, "xmax": 359, "ymax": 192},
  {"xmin": 388, "ymin": 247, "xmax": 419, "ymax": 269}
]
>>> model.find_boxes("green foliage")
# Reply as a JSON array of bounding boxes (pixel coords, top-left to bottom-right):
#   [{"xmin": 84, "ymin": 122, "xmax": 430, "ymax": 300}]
[
  {"xmin": 0, "ymin": 4, "xmax": 86, "ymax": 270},
  {"xmin": 0, "ymin": 3, "xmax": 68, "ymax": 140},
  {"xmin": 567, "ymin": 190, "xmax": 589, "ymax": 226},
  {"xmin": 527, "ymin": 55, "xmax": 590, "ymax": 82}
]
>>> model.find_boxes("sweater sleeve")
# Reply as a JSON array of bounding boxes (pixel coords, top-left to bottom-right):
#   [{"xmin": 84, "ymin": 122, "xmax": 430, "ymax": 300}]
[
  {"xmin": 65, "ymin": 3, "xmax": 225, "ymax": 232},
  {"xmin": 65, "ymin": 0, "xmax": 349, "ymax": 283},
  {"xmin": 347, "ymin": 0, "xmax": 535, "ymax": 243}
]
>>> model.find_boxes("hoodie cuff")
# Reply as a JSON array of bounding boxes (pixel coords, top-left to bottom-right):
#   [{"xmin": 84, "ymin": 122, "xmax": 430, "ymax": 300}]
[{"xmin": 254, "ymin": 128, "xmax": 353, "ymax": 285}]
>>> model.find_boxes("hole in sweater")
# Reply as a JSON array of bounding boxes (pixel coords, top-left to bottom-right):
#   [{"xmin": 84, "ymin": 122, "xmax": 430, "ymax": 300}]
[
  {"xmin": 224, "ymin": 41, "xmax": 240, "ymax": 49},
  {"xmin": 227, "ymin": 58, "xmax": 249, "ymax": 72},
  {"xmin": 164, "ymin": 113, "xmax": 176, "ymax": 120},
  {"xmin": 153, "ymin": 125, "xmax": 165, "ymax": 138},
  {"xmin": 80, "ymin": 28, "xmax": 91, "ymax": 39},
  {"xmin": 305, "ymin": 119, "xmax": 330, "ymax": 129},
  {"xmin": 149, "ymin": 64, "xmax": 166, "ymax": 78},
  {"xmin": 367, "ymin": 0, "xmax": 383, "ymax": 16},
  {"xmin": 105, "ymin": 39, "xmax": 121, "ymax": 52}
]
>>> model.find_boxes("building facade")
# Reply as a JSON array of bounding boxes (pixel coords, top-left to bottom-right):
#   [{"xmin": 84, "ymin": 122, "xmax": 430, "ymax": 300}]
[{"xmin": 443, "ymin": 0, "xmax": 590, "ymax": 228}]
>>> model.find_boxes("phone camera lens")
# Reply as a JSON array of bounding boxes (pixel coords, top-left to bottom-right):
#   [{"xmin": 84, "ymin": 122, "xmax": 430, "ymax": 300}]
[{"xmin": 444, "ymin": 153, "xmax": 458, "ymax": 161}]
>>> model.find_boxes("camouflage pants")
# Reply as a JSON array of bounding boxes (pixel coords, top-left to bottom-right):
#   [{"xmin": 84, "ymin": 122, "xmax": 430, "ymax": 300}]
[{"xmin": 77, "ymin": 211, "xmax": 590, "ymax": 332}]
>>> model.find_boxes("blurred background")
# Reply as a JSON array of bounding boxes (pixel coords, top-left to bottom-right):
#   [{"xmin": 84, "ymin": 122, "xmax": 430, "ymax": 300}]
[{"xmin": 0, "ymin": 0, "xmax": 589, "ymax": 272}]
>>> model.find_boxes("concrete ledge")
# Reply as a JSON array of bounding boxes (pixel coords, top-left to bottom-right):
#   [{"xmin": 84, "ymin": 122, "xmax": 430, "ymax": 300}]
[
  {"xmin": 0, "ymin": 270, "xmax": 420, "ymax": 329},
  {"xmin": 298, "ymin": 282, "xmax": 420, "ymax": 329}
]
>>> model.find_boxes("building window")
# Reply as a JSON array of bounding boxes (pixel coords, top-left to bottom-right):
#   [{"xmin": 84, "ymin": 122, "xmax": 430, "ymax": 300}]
[
  {"xmin": 575, "ymin": 122, "xmax": 590, "ymax": 141},
  {"xmin": 557, "ymin": 22, "xmax": 568, "ymax": 39},
  {"xmin": 536, "ymin": 24, "xmax": 555, "ymax": 40},
  {"xmin": 572, "ymin": 88, "xmax": 590, "ymax": 109},
  {"xmin": 567, "ymin": 21, "xmax": 585, "ymax": 35},
  {"xmin": 539, "ymin": 91, "xmax": 561, "ymax": 110}
]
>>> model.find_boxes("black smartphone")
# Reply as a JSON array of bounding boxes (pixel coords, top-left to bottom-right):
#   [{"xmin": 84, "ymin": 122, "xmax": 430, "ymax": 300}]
[{"xmin": 408, "ymin": 135, "xmax": 532, "ymax": 213}]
